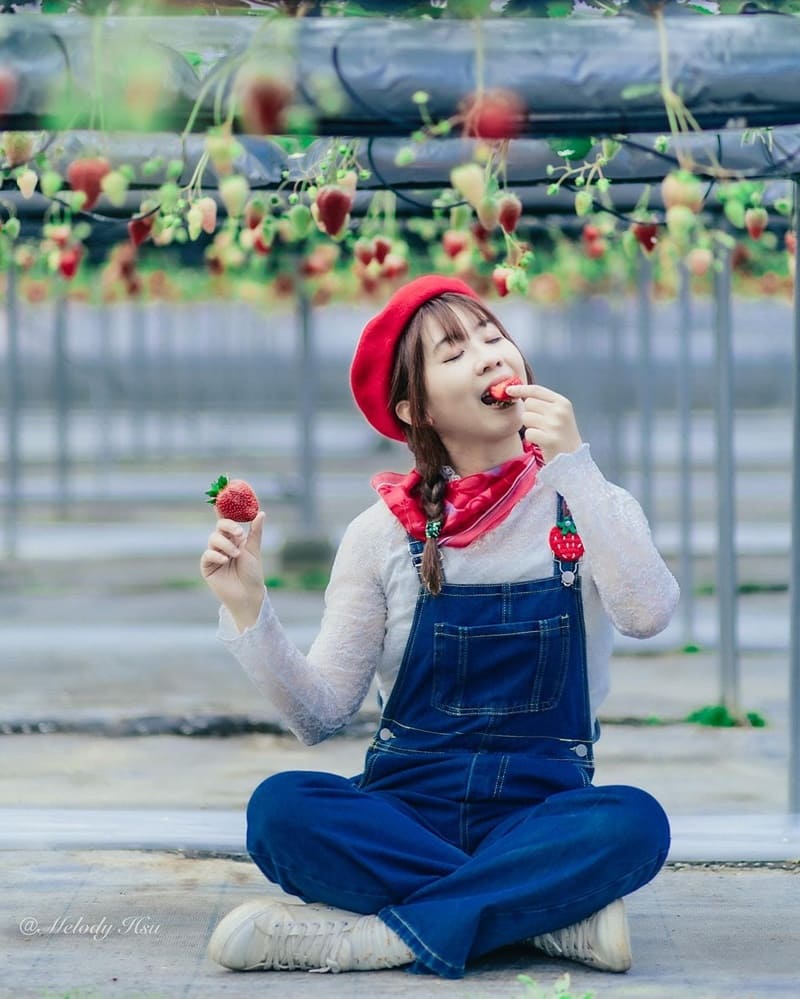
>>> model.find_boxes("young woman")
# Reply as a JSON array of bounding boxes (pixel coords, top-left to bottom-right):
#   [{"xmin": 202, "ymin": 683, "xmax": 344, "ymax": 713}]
[{"xmin": 200, "ymin": 274, "xmax": 679, "ymax": 979}]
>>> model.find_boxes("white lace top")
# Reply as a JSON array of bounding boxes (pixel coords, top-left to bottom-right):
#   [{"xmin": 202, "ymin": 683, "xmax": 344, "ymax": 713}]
[{"xmin": 217, "ymin": 444, "xmax": 680, "ymax": 746}]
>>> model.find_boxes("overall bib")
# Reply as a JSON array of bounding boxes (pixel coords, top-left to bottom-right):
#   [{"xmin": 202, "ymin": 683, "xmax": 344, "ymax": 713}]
[{"xmin": 247, "ymin": 496, "xmax": 670, "ymax": 978}]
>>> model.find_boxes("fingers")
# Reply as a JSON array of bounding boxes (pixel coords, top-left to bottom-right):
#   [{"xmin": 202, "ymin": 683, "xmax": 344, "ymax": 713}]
[
  {"xmin": 244, "ymin": 510, "xmax": 266, "ymax": 551},
  {"xmin": 504, "ymin": 383, "xmax": 563, "ymax": 404}
]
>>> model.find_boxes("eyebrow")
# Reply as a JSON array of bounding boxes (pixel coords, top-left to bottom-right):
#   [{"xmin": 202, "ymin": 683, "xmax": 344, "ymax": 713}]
[{"xmin": 431, "ymin": 317, "xmax": 490, "ymax": 354}]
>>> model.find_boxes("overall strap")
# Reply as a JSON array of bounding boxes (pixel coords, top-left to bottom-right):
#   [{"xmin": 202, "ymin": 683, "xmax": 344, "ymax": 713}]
[
  {"xmin": 406, "ymin": 536, "xmax": 446, "ymax": 585},
  {"xmin": 553, "ymin": 492, "xmax": 581, "ymax": 586}
]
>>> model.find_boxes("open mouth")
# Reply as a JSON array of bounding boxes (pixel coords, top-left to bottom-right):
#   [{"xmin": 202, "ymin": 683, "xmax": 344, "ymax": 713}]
[{"xmin": 480, "ymin": 390, "xmax": 516, "ymax": 409}]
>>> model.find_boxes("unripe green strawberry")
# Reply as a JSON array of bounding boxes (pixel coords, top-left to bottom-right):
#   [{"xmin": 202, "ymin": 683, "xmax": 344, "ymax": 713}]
[
  {"xmin": 288, "ymin": 203, "xmax": 312, "ymax": 239},
  {"xmin": 17, "ymin": 168, "xmax": 37, "ymax": 199},
  {"xmin": 3, "ymin": 131, "xmax": 33, "ymax": 167},
  {"xmin": 40, "ymin": 170, "xmax": 63, "ymax": 198},
  {"xmin": 574, "ymin": 190, "xmax": 593, "ymax": 217},
  {"xmin": 450, "ymin": 163, "xmax": 485, "ymax": 208},
  {"xmin": 476, "ymin": 196, "xmax": 499, "ymax": 232},
  {"xmin": 661, "ymin": 170, "xmax": 703, "ymax": 214},
  {"xmin": 205, "ymin": 133, "xmax": 244, "ymax": 177},
  {"xmin": 101, "ymin": 169, "xmax": 128, "ymax": 207},
  {"xmin": 197, "ymin": 196, "xmax": 218, "ymax": 234},
  {"xmin": 187, "ymin": 204, "xmax": 204, "ymax": 241},
  {"xmin": 219, "ymin": 175, "xmax": 249, "ymax": 219},
  {"xmin": 665, "ymin": 204, "xmax": 696, "ymax": 250},
  {"xmin": 3, "ymin": 216, "xmax": 20, "ymax": 240}
]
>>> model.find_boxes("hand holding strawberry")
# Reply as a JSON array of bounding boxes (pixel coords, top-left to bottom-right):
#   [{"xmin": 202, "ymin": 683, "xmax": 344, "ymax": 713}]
[
  {"xmin": 201, "ymin": 476, "xmax": 265, "ymax": 632},
  {"xmin": 503, "ymin": 383, "xmax": 583, "ymax": 464}
]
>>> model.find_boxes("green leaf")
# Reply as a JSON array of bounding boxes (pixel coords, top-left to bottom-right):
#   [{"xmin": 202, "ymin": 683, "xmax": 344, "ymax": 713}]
[
  {"xmin": 182, "ymin": 51, "xmax": 204, "ymax": 70},
  {"xmin": 547, "ymin": 136, "xmax": 593, "ymax": 161},
  {"xmin": 621, "ymin": 83, "xmax": 659, "ymax": 101},
  {"xmin": 546, "ymin": 0, "xmax": 573, "ymax": 15}
]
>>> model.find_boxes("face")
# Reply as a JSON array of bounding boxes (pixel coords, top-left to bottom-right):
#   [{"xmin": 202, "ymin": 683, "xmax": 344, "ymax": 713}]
[{"xmin": 396, "ymin": 302, "xmax": 528, "ymax": 454}]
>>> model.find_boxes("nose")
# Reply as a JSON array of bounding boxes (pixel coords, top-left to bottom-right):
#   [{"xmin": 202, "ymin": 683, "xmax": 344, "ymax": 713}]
[{"xmin": 475, "ymin": 343, "xmax": 503, "ymax": 374}]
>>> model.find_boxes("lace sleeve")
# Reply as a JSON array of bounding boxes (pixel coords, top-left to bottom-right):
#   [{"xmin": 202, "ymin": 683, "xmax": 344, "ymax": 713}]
[
  {"xmin": 217, "ymin": 508, "xmax": 388, "ymax": 745},
  {"xmin": 538, "ymin": 444, "xmax": 680, "ymax": 638}
]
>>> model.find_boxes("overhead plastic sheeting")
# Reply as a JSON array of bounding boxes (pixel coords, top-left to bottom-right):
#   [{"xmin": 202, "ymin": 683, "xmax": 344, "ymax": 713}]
[{"xmin": 2, "ymin": 14, "xmax": 800, "ymax": 135}]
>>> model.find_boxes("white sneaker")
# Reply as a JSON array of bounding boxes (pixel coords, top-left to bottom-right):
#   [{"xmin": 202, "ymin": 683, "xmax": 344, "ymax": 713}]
[
  {"xmin": 528, "ymin": 898, "xmax": 632, "ymax": 973},
  {"xmin": 207, "ymin": 899, "xmax": 415, "ymax": 973}
]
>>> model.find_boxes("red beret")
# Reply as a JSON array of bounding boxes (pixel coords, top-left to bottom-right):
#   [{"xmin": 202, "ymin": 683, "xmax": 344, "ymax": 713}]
[{"xmin": 350, "ymin": 274, "xmax": 482, "ymax": 441}]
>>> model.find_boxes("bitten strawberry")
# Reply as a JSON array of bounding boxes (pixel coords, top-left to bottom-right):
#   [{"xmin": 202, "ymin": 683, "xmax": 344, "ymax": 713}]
[
  {"xmin": 205, "ymin": 475, "xmax": 260, "ymax": 523},
  {"xmin": 488, "ymin": 375, "xmax": 522, "ymax": 402},
  {"xmin": 549, "ymin": 518, "xmax": 585, "ymax": 561}
]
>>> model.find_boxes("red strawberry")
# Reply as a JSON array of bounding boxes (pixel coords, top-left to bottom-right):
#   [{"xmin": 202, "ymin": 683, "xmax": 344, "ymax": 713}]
[
  {"xmin": 786, "ymin": 231, "xmax": 796, "ymax": 256},
  {"xmin": 498, "ymin": 194, "xmax": 522, "ymax": 235},
  {"xmin": 632, "ymin": 221, "xmax": 659, "ymax": 254},
  {"xmin": 549, "ymin": 520, "xmax": 585, "ymax": 561},
  {"xmin": 462, "ymin": 88, "xmax": 525, "ymax": 141},
  {"xmin": 313, "ymin": 185, "xmax": 353, "ymax": 238},
  {"xmin": 381, "ymin": 252, "xmax": 408, "ymax": 280},
  {"xmin": 492, "ymin": 266, "xmax": 512, "ymax": 297},
  {"xmin": 442, "ymin": 229, "xmax": 470, "ymax": 259},
  {"xmin": 744, "ymin": 207, "xmax": 767, "ymax": 241},
  {"xmin": 238, "ymin": 74, "xmax": 293, "ymax": 136},
  {"xmin": 66, "ymin": 157, "xmax": 111, "ymax": 212},
  {"xmin": 373, "ymin": 236, "xmax": 392, "ymax": 265},
  {"xmin": 488, "ymin": 376, "xmax": 522, "ymax": 402},
  {"xmin": 354, "ymin": 238, "xmax": 374, "ymax": 266},
  {"xmin": 205, "ymin": 474, "xmax": 259, "ymax": 522},
  {"xmin": 244, "ymin": 197, "xmax": 267, "ymax": 230},
  {"xmin": 0, "ymin": 67, "xmax": 18, "ymax": 114},
  {"xmin": 585, "ymin": 237, "xmax": 607, "ymax": 259},
  {"xmin": 128, "ymin": 215, "xmax": 154, "ymax": 248},
  {"xmin": 58, "ymin": 245, "xmax": 83, "ymax": 281},
  {"xmin": 581, "ymin": 224, "xmax": 601, "ymax": 245},
  {"xmin": 253, "ymin": 227, "xmax": 273, "ymax": 256}
]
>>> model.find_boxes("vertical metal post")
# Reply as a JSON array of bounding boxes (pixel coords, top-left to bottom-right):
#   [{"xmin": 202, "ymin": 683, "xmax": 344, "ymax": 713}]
[
  {"xmin": 4, "ymin": 262, "xmax": 20, "ymax": 560},
  {"xmin": 712, "ymin": 243, "xmax": 739, "ymax": 714},
  {"xmin": 676, "ymin": 261, "xmax": 696, "ymax": 647},
  {"xmin": 296, "ymin": 288, "xmax": 318, "ymax": 532},
  {"xmin": 637, "ymin": 255, "xmax": 654, "ymax": 526},
  {"xmin": 94, "ymin": 304, "xmax": 113, "ymax": 497},
  {"xmin": 605, "ymin": 297, "xmax": 624, "ymax": 487},
  {"xmin": 53, "ymin": 292, "xmax": 70, "ymax": 517},
  {"xmin": 789, "ymin": 182, "xmax": 800, "ymax": 813}
]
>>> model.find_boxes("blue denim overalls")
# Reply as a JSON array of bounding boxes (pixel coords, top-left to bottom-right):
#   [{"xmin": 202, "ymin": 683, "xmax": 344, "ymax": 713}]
[{"xmin": 247, "ymin": 495, "xmax": 670, "ymax": 978}]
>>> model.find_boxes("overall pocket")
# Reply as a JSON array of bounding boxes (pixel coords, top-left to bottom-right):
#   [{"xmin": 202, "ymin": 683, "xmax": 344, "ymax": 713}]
[{"xmin": 432, "ymin": 614, "xmax": 571, "ymax": 716}]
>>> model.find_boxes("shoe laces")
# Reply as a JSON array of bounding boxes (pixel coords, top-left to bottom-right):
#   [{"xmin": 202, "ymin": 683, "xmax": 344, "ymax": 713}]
[{"xmin": 261, "ymin": 908, "xmax": 405, "ymax": 973}]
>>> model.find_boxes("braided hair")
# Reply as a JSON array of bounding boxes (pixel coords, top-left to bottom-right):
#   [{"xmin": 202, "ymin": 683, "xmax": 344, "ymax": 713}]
[{"xmin": 388, "ymin": 293, "xmax": 534, "ymax": 595}]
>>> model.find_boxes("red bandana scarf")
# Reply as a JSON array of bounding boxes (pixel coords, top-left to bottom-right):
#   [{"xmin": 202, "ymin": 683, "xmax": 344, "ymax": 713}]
[{"xmin": 371, "ymin": 441, "xmax": 544, "ymax": 548}]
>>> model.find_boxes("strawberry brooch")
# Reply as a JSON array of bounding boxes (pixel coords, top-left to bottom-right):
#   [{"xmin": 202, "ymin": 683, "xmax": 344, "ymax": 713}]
[{"xmin": 549, "ymin": 514, "xmax": 584, "ymax": 563}]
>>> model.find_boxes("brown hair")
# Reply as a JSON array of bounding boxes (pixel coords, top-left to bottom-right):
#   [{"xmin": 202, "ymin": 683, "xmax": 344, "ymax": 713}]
[{"xmin": 388, "ymin": 293, "xmax": 534, "ymax": 595}]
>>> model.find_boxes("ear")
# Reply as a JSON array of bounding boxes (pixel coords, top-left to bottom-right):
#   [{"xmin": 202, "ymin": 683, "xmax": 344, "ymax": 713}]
[{"xmin": 395, "ymin": 399, "xmax": 411, "ymax": 426}]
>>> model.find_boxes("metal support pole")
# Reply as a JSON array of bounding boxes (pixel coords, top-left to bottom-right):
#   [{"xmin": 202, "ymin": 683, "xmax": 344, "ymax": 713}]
[
  {"xmin": 676, "ymin": 261, "xmax": 696, "ymax": 647},
  {"xmin": 789, "ymin": 180, "xmax": 800, "ymax": 813},
  {"xmin": 637, "ymin": 255, "xmax": 654, "ymax": 526},
  {"xmin": 94, "ymin": 305, "xmax": 113, "ymax": 496},
  {"xmin": 712, "ymin": 243, "xmax": 739, "ymax": 714},
  {"xmin": 4, "ymin": 262, "xmax": 20, "ymax": 561},
  {"xmin": 53, "ymin": 292, "xmax": 70, "ymax": 518},
  {"xmin": 296, "ymin": 288, "xmax": 318, "ymax": 532}
]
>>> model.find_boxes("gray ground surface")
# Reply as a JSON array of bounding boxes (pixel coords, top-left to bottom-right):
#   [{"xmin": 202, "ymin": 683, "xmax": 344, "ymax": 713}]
[{"xmin": 2, "ymin": 405, "xmax": 799, "ymax": 998}]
